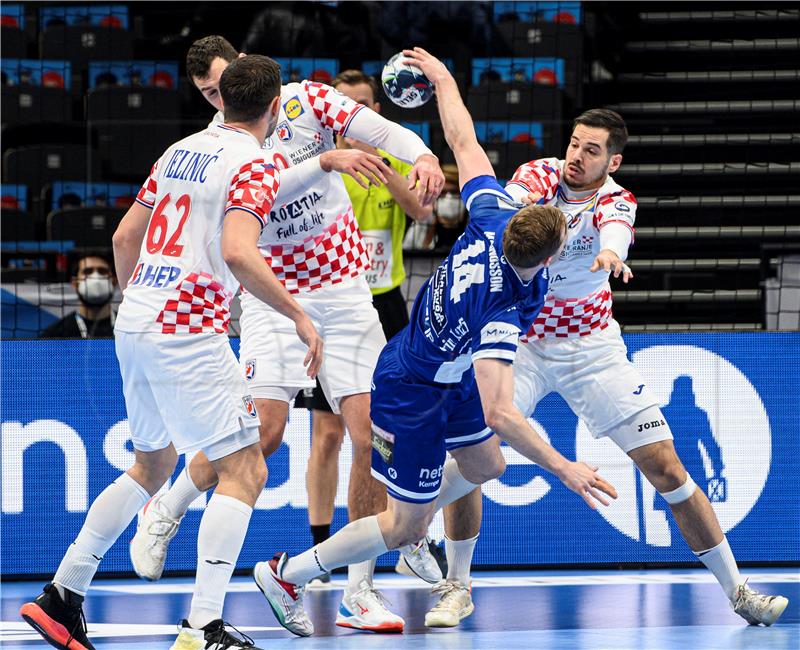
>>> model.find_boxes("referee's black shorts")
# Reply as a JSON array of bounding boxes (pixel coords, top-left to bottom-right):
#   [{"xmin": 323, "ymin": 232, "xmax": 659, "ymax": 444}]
[{"xmin": 295, "ymin": 286, "xmax": 409, "ymax": 413}]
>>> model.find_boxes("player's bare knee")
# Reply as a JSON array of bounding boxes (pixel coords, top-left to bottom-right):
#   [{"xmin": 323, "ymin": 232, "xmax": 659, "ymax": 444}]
[
  {"xmin": 258, "ymin": 421, "xmax": 284, "ymax": 458},
  {"xmin": 315, "ymin": 429, "xmax": 344, "ymax": 456}
]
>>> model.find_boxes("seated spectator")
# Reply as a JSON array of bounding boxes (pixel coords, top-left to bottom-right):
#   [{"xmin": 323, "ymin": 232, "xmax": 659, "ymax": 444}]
[{"xmin": 40, "ymin": 252, "xmax": 117, "ymax": 339}]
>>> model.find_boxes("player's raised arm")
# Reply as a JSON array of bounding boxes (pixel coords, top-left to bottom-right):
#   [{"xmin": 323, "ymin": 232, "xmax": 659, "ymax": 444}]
[
  {"xmin": 473, "ymin": 357, "xmax": 618, "ymax": 509},
  {"xmin": 404, "ymin": 47, "xmax": 494, "ymax": 188}
]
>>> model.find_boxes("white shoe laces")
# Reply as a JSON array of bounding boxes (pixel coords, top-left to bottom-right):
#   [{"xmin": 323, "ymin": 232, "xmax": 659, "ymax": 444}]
[
  {"xmin": 145, "ymin": 500, "xmax": 182, "ymax": 541},
  {"xmin": 430, "ymin": 580, "xmax": 469, "ymax": 608}
]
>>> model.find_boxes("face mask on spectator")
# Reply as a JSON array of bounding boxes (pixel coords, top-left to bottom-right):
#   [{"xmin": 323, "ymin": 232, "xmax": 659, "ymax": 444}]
[
  {"xmin": 436, "ymin": 194, "xmax": 463, "ymax": 220},
  {"xmin": 77, "ymin": 273, "xmax": 114, "ymax": 306}
]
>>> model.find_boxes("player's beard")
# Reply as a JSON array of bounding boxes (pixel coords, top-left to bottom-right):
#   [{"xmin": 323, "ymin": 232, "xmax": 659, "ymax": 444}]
[
  {"xmin": 264, "ymin": 107, "xmax": 280, "ymax": 139},
  {"xmin": 564, "ymin": 162, "xmax": 609, "ymax": 192}
]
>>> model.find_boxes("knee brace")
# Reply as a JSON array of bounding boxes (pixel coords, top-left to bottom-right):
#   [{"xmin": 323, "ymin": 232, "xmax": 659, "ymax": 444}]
[{"xmin": 659, "ymin": 474, "xmax": 697, "ymax": 505}]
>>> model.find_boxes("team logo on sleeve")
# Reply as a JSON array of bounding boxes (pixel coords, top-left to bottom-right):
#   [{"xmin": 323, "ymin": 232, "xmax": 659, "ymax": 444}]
[
  {"xmin": 276, "ymin": 121, "xmax": 293, "ymax": 142},
  {"xmin": 242, "ymin": 395, "xmax": 258, "ymax": 418},
  {"xmin": 244, "ymin": 359, "xmax": 256, "ymax": 380},
  {"xmin": 283, "ymin": 97, "xmax": 304, "ymax": 120}
]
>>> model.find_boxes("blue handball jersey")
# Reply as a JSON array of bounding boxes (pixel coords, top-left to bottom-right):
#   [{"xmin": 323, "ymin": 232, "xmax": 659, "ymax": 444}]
[{"xmin": 398, "ymin": 175, "xmax": 549, "ymax": 384}]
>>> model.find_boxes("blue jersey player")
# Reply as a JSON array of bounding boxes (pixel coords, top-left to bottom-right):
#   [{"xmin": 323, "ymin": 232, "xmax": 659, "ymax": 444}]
[{"xmin": 254, "ymin": 47, "xmax": 618, "ymax": 636}]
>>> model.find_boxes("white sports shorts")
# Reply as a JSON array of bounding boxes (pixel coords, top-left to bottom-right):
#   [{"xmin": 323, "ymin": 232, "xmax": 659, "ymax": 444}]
[
  {"xmin": 115, "ymin": 331, "xmax": 260, "ymax": 459},
  {"xmin": 513, "ymin": 319, "xmax": 666, "ymax": 451},
  {"xmin": 238, "ymin": 274, "xmax": 386, "ymax": 414}
]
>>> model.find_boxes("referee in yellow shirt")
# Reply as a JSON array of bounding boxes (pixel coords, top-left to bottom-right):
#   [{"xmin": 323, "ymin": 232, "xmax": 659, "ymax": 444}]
[{"xmin": 299, "ymin": 69, "xmax": 440, "ymax": 583}]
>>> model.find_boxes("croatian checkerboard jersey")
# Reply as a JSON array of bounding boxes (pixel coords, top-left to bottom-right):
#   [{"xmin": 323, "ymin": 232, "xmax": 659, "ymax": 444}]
[
  {"xmin": 115, "ymin": 123, "xmax": 279, "ymax": 334},
  {"xmin": 505, "ymin": 157, "xmax": 637, "ymax": 340}
]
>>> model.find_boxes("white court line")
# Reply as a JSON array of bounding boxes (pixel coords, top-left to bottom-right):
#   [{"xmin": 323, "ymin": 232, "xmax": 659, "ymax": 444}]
[
  {"xmin": 86, "ymin": 571, "xmax": 799, "ymax": 595},
  {"xmin": 0, "ymin": 622, "xmax": 281, "ymax": 642}
]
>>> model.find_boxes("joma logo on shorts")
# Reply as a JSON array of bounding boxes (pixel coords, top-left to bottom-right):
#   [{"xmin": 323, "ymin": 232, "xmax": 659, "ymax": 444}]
[{"xmin": 637, "ymin": 419, "xmax": 666, "ymax": 433}]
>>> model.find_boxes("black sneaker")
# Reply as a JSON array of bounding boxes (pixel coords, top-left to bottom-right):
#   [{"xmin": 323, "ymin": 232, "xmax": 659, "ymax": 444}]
[
  {"xmin": 172, "ymin": 618, "xmax": 264, "ymax": 649},
  {"xmin": 19, "ymin": 582, "xmax": 96, "ymax": 650}
]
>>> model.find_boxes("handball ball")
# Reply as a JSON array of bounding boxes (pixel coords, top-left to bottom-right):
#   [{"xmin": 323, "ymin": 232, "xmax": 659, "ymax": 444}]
[{"xmin": 381, "ymin": 52, "xmax": 434, "ymax": 109}]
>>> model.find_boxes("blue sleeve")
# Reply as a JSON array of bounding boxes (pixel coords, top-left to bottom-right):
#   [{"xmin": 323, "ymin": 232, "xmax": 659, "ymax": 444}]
[
  {"xmin": 461, "ymin": 175, "xmax": 520, "ymax": 228},
  {"xmin": 471, "ymin": 306, "xmax": 523, "ymax": 365}
]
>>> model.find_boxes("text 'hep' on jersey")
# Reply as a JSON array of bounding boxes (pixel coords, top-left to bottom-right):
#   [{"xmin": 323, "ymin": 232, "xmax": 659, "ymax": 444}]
[
  {"xmin": 398, "ymin": 175, "xmax": 549, "ymax": 385},
  {"xmin": 114, "ymin": 123, "xmax": 279, "ymax": 335}
]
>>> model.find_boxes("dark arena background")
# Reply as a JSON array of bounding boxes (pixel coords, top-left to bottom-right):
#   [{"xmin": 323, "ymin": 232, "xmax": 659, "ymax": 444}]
[{"xmin": 1, "ymin": 2, "xmax": 798, "ymax": 648}]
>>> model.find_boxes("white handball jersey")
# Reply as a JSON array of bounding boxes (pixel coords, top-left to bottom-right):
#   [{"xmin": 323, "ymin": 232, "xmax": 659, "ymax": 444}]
[
  {"xmin": 506, "ymin": 157, "xmax": 637, "ymax": 340},
  {"xmin": 213, "ymin": 80, "xmax": 431, "ymax": 294},
  {"xmin": 115, "ymin": 123, "xmax": 280, "ymax": 335}
]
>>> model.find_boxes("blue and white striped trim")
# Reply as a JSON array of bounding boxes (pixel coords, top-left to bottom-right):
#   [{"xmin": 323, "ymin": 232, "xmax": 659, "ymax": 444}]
[
  {"xmin": 225, "ymin": 205, "xmax": 267, "ymax": 229},
  {"xmin": 465, "ymin": 187, "xmax": 514, "ymax": 211},
  {"xmin": 472, "ymin": 348, "xmax": 516, "ymax": 363},
  {"xmin": 134, "ymin": 198, "xmax": 154, "ymax": 209},
  {"xmin": 370, "ymin": 468, "xmax": 439, "ymax": 503},
  {"xmin": 445, "ymin": 426, "xmax": 492, "ymax": 447}
]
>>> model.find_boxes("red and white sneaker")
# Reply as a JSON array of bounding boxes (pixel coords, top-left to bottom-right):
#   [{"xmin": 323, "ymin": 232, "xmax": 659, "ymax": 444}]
[
  {"xmin": 335, "ymin": 580, "xmax": 405, "ymax": 633},
  {"xmin": 253, "ymin": 553, "xmax": 314, "ymax": 637}
]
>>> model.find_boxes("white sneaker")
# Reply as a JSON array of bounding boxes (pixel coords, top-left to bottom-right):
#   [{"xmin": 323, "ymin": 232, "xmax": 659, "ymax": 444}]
[
  {"xmin": 335, "ymin": 580, "xmax": 405, "ymax": 633},
  {"xmin": 425, "ymin": 580, "xmax": 474, "ymax": 628},
  {"xmin": 732, "ymin": 580, "xmax": 789, "ymax": 626},
  {"xmin": 170, "ymin": 618, "xmax": 263, "ymax": 649},
  {"xmin": 396, "ymin": 537, "xmax": 444, "ymax": 584},
  {"xmin": 130, "ymin": 495, "xmax": 183, "ymax": 581},
  {"xmin": 253, "ymin": 554, "xmax": 314, "ymax": 637}
]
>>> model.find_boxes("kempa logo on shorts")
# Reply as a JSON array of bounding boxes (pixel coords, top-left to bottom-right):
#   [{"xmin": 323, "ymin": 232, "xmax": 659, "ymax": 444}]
[{"xmin": 576, "ymin": 345, "xmax": 771, "ymax": 547}]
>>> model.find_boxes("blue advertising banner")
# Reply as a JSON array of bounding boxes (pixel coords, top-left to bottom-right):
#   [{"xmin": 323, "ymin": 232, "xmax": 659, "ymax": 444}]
[{"xmin": 1, "ymin": 333, "xmax": 798, "ymax": 577}]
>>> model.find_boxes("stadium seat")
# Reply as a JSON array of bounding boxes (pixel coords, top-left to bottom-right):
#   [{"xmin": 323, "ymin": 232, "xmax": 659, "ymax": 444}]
[
  {"xmin": 2, "ymin": 209, "xmax": 37, "ymax": 241},
  {"xmin": 466, "ymin": 81, "xmax": 564, "ymax": 120},
  {"xmin": 2, "ymin": 145, "xmax": 99, "ymax": 209},
  {"xmin": 1, "ymin": 25, "xmax": 26, "ymax": 58},
  {"xmin": 1, "ymin": 86, "xmax": 72, "ymax": 125},
  {"xmin": 86, "ymin": 86, "xmax": 180, "ymax": 176},
  {"xmin": 47, "ymin": 205, "xmax": 125, "ymax": 247},
  {"xmin": 40, "ymin": 25, "xmax": 133, "ymax": 66}
]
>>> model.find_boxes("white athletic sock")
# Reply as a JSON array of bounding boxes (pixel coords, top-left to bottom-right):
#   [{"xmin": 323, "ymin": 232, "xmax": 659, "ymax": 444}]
[
  {"xmin": 694, "ymin": 537, "xmax": 742, "ymax": 600},
  {"xmin": 189, "ymin": 494, "xmax": 253, "ymax": 630},
  {"xmin": 435, "ymin": 459, "xmax": 481, "ymax": 510},
  {"xmin": 159, "ymin": 467, "xmax": 204, "ymax": 518},
  {"xmin": 347, "ymin": 557, "xmax": 377, "ymax": 594},
  {"xmin": 445, "ymin": 534, "xmax": 478, "ymax": 585},
  {"xmin": 282, "ymin": 516, "xmax": 388, "ymax": 586},
  {"xmin": 54, "ymin": 473, "xmax": 149, "ymax": 596}
]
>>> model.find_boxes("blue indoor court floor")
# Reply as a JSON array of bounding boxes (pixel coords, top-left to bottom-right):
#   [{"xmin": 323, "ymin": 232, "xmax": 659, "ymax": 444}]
[{"xmin": 1, "ymin": 569, "xmax": 798, "ymax": 649}]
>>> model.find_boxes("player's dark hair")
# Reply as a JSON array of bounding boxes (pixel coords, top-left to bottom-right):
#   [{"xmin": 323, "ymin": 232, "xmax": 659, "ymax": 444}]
[
  {"xmin": 332, "ymin": 69, "xmax": 379, "ymax": 103},
  {"xmin": 186, "ymin": 35, "xmax": 238, "ymax": 79},
  {"xmin": 219, "ymin": 55, "xmax": 282, "ymax": 124},
  {"xmin": 503, "ymin": 205, "xmax": 566, "ymax": 269},
  {"xmin": 572, "ymin": 108, "xmax": 628, "ymax": 155}
]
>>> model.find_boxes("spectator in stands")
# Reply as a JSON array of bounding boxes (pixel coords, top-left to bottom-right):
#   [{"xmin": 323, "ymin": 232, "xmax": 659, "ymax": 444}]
[
  {"xmin": 297, "ymin": 68, "xmax": 441, "ymax": 583},
  {"xmin": 434, "ymin": 163, "xmax": 467, "ymax": 249},
  {"xmin": 40, "ymin": 252, "xmax": 117, "ymax": 339},
  {"xmin": 58, "ymin": 192, "xmax": 83, "ymax": 211}
]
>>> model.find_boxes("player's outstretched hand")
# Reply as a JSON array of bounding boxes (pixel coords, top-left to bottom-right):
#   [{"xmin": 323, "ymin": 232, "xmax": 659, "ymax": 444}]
[
  {"xmin": 557, "ymin": 461, "xmax": 618, "ymax": 509},
  {"xmin": 590, "ymin": 249, "xmax": 633, "ymax": 283},
  {"xmin": 408, "ymin": 153, "xmax": 445, "ymax": 207},
  {"xmin": 402, "ymin": 46, "xmax": 451, "ymax": 86},
  {"xmin": 294, "ymin": 314, "xmax": 323, "ymax": 378},
  {"xmin": 320, "ymin": 149, "xmax": 390, "ymax": 189}
]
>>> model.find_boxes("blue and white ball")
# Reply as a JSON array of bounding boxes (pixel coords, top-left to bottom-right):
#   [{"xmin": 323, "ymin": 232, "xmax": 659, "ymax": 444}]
[{"xmin": 381, "ymin": 52, "xmax": 434, "ymax": 109}]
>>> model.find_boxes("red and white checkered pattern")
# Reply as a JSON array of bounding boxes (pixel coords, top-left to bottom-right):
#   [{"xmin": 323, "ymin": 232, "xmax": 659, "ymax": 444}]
[
  {"xmin": 523, "ymin": 288, "xmax": 612, "ymax": 341},
  {"xmin": 304, "ymin": 81, "xmax": 364, "ymax": 135},
  {"xmin": 156, "ymin": 272, "xmax": 233, "ymax": 334},
  {"xmin": 507, "ymin": 157, "xmax": 561, "ymax": 201},
  {"xmin": 262, "ymin": 207, "xmax": 370, "ymax": 293},
  {"xmin": 136, "ymin": 160, "xmax": 160, "ymax": 207},
  {"xmin": 226, "ymin": 158, "xmax": 279, "ymax": 228}
]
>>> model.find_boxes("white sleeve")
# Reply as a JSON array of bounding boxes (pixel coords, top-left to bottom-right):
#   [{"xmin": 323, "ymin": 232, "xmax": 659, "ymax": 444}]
[
  {"xmin": 599, "ymin": 221, "xmax": 633, "ymax": 261},
  {"xmin": 273, "ymin": 157, "xmax": 326, "ymax": 202},
  {"xmin": 344, "ymin": 107, "xmax": 434, "ymax": 164}
]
